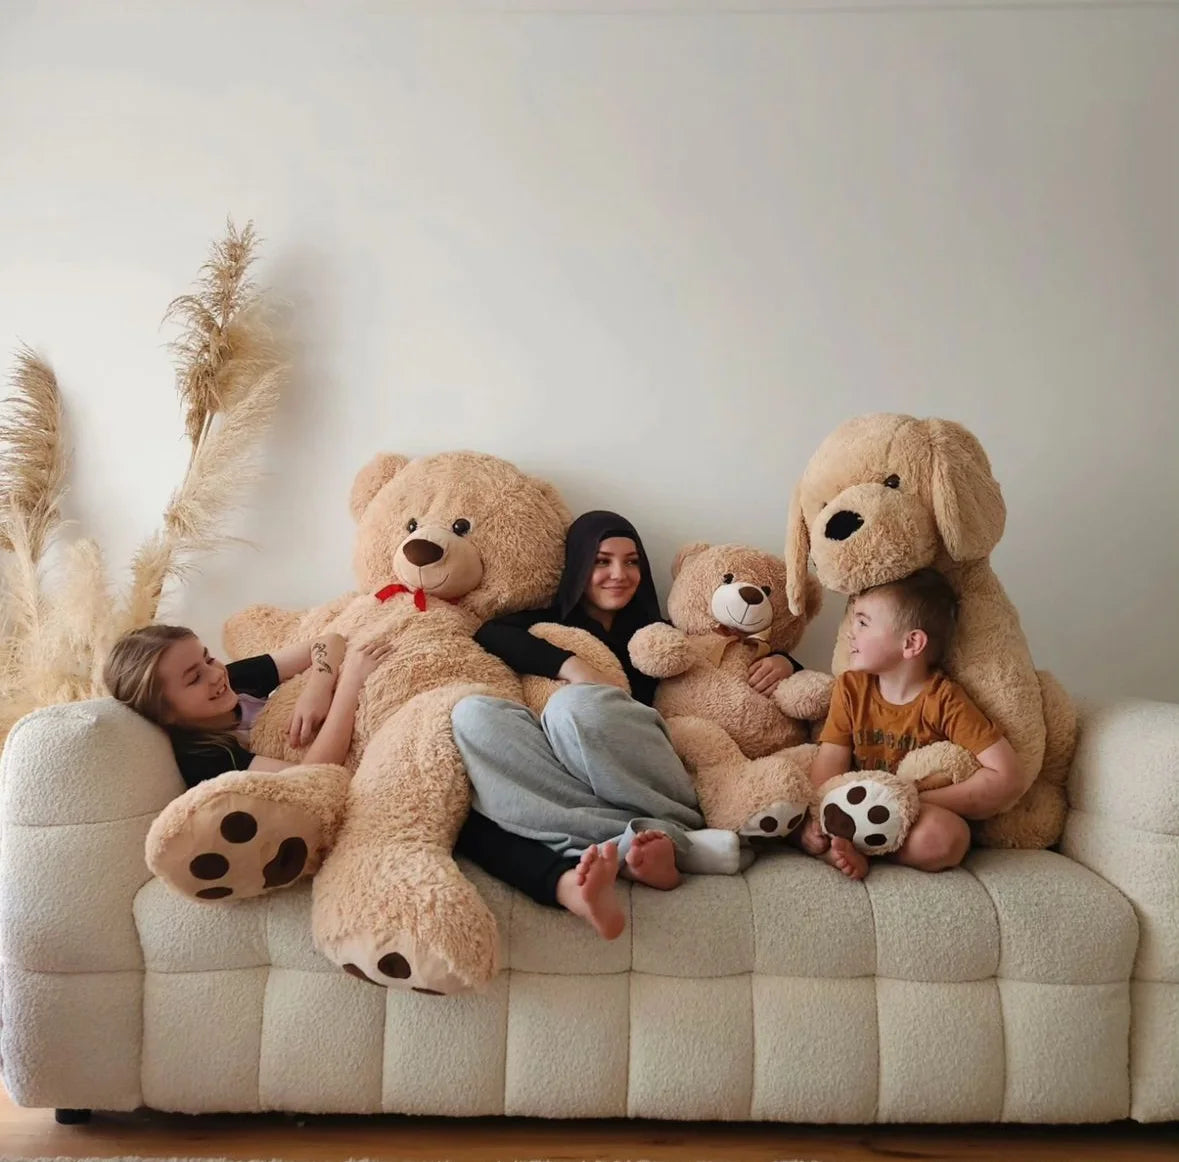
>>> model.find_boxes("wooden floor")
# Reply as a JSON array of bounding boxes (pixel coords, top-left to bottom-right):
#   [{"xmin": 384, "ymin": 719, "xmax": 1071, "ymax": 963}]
[{"xmin": 2, "ymin": 1090, "xmax": 1176, "ymax": 1162}]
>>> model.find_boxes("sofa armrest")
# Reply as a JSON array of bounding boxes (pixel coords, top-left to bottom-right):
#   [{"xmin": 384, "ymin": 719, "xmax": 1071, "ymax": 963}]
[
  {"xmin": 1060, "ymin": 698, "xmax": 1179, "ymax": 1122},
  {"xmin": 0, "ymin": 698, "xmax": 183, "ymax": 1110}
]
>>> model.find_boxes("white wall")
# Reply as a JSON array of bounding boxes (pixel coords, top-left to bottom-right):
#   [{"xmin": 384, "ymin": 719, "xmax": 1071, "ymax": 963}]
[{"xmin": 1, "ymin": 0, "xmax": 1176, "ymax": 703}]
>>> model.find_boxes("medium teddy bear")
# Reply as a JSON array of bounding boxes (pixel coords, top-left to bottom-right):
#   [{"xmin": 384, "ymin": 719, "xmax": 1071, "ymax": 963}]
[
  {"xmin": 626, "ymin": 543, "xmax": 833, "ymax": 837},
  {"xmin": 146, "ymin": 450, "xmax": 571, "ymax": 995},
  {"xmin": 784, "ymin": 414, "xmax": 1077, "ymax": 854}
]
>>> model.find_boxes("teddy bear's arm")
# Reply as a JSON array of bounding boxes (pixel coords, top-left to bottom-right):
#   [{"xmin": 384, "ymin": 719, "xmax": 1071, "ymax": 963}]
[
  {"xmin": 223, "ymin": 593, "xmax": 357, "ymax": 660},
  {"xmin": 628, "ymin": 622, "xmax": 696, "ymax": 678},
  {"xmin": 773, "ymin": 668, "xmax": 836, "ymax": 723}
]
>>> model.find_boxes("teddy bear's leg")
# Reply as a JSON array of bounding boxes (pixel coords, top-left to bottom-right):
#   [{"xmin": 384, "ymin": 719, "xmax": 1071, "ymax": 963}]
[
  {"xmin": 1036, "ymin": 669, "xmax": 1078, "ymax": 789},
  {"xmin": 817, "ymin": 771, "xmax": 919, "ymax": 855},
  {"xmin": 666, "ymin": 717, "xmax": 814, "ymax": 838},
  {"xmin": 969, "ymin": 775, "xmax": 1068, "ymax": 850},
  {"xmin": 311, "ymin": 683, "xmax": 501, "ymax": 996},
  {"xmin": 146, "ymin": 764, "xmax": 352, "ymax": 902}
]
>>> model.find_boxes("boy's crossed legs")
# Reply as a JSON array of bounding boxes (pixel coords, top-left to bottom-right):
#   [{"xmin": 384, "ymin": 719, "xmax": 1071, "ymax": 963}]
[{"xmin": 802, "ymin": 801, "xmax": 971, "ymax": 880}]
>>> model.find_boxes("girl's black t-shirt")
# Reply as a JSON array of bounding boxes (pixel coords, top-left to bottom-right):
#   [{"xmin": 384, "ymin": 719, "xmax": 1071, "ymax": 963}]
[{"xmin": 170, "ymin": 654, "xmax": 280, "ymax": 788}]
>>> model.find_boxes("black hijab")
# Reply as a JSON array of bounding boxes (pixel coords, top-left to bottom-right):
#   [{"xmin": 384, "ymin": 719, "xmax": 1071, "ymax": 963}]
[{"xmin": 555, "ymin": 510, "xmax": 663, "ymax": 637}]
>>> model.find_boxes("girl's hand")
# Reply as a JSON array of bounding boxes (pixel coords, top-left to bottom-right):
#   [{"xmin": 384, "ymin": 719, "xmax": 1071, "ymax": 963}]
[
  {"xmin": 288, "ymin": 682, "xmax": 335, "ymax": 748},
  {"xmin": 340, "ymin": 639, "xmax": 395, "ymax": 687},
  {"xmin": 558, "ymin": 655, "xmax": 628, "ymax": 691}
]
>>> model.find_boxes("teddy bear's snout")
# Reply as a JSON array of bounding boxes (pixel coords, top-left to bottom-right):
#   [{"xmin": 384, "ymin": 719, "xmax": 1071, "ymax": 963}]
[
  {"xmin": 825, "ymin": 510, "xmax": 864, "ymax": 542},
  {"xmin": 403, "ymin": 538, "xmax": 445, "ymax": 567}
]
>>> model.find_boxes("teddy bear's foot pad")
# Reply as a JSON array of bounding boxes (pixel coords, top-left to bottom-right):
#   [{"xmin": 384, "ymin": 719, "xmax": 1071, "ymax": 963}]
[
  {"xmin": 151, "ymin": 793, "xmax": 326, "ymax": 902},
  {"xmin": 739, "ymin": 800, "xmax": 809, "ymax": 838},
  {"xmin": 820, "ymin": 780, "xmax": 905, "ymax": 854},
  {"xmin": 332, "ymin": 932, "xmax": 471, "ymax": 995}
]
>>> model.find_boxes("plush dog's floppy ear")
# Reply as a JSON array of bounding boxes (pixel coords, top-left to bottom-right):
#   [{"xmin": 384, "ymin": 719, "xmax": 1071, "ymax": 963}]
[
  {"xmin": 350, "ymin": 453, "xmax": 410, "ymax": 521},
  {"xmin": 926, "ymin": 420, "xmax": 1006, "ymax": 561},
  {"xmin": 799, "ymin": 572, "xmax": 824, "ymax": 624},
  {"xmin": 671, "ymin": 541, "xmax": 709, "ymax": 579},
  {"xmin": 785, "ymin": 483, "xmax": 812, "ymax": 615}
]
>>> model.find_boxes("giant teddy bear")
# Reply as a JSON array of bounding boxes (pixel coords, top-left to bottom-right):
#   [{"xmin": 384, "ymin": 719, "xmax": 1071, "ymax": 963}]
[
  {"xmin": 146, "ymin": 450, "xmax": 573, "ymax": 995},
  {"xmin": 627, "ymin": 542, "xmax": 834, "ymax": 836},
  {"xmin": 784, "ymin": 414, "xmax": 1077, "ymax": 853}
]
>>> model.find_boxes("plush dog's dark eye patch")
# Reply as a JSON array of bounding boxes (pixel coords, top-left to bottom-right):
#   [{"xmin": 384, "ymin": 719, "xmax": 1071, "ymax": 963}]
[{"xmin": 884, "ymin": 474, "xmax": 901, "ymax": 489}]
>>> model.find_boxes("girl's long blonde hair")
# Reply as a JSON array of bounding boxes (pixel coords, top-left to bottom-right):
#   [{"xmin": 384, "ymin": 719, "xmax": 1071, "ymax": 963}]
[
  {"xmin": 103, "ymin": 623, "xmax": 196, "ymax": 726},
  {"xmin": 103, "ymin": 624, "xmax": 240, "ymax": 757}
]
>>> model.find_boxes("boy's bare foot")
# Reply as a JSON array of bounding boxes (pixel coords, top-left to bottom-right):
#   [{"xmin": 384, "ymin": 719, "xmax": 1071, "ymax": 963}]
[
  {"xmin": 557, "ymin": 842, "xmax": 625, "ymax": 940},
  {"xmin": 824, "ymin": 836, "xmax": 869, "ymax": 880},
  {"xmin": 624, "ymin": 829, "xmax": 681, "ymax": 891},
  {"xmin": 799, "ymin": 816, "xmax": 831, "ymax": 856}
]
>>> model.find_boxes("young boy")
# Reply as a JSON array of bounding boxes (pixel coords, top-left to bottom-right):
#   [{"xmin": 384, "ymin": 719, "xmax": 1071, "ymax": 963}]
[{"xmin": 803, "ymin": 568, "xmax": 1025, "ymax": 880}]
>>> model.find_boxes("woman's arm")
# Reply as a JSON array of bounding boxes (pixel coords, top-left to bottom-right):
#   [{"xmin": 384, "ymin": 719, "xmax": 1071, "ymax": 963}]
[
  {"xmin": 272, "ymin": 633, "xmax": 347, "ymax": 747},
  {"xmin": 474, "ymin": 609, "xmax": 573, "ymax": 678},
  {"xmin": 250, "ymin": 639, "xmax": 392, "ymax": 770}
]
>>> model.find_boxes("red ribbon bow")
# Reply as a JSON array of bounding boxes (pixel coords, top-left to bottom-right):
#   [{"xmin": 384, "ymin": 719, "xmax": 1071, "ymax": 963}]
[{"xmin": 374, "ymin": 583, "xmax": 461, "ymax": 611}]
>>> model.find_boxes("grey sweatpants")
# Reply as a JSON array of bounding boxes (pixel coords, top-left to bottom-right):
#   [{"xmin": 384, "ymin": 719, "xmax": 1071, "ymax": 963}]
[{"xmin": 451, "ymin": 684, "xmax": 705, "ymax": 862}]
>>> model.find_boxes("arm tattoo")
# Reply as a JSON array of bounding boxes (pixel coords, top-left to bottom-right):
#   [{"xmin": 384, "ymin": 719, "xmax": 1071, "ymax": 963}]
[{"xmin": 312, "ymin": 641, "xmax": 333, "ymax": 675}]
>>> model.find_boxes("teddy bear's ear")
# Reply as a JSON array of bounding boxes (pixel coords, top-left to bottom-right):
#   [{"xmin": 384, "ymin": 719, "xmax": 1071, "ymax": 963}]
[
  {"xmin": 671, "ymin": 541, "xmax": 710, "ymax": 579},
  {"xmin": 785, "ymin": 482, "xmax": 812, "ymax": 616},
  {"xmin": 349, "ymin": 452, "xmax": 410, "ymax": 521},
  {"xmin": 925, "ymin": 420, "xmax": 1006, "ymax": 561}
]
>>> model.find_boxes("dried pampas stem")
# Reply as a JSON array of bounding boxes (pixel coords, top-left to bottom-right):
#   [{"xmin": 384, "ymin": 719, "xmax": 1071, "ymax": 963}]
[
  {"xmin": 0, "ymin": 217, "xmax": 285, "ymax": 750},
  {"xmin": 0, "ymin": 347, "xmax": 67, "ymax": 560}
]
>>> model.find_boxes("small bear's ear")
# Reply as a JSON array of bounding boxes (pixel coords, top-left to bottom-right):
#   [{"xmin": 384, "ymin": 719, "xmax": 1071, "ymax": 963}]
[
  {"xmin": 671, "ymin": 541, "xmax": 710, "ymax": 579},
  {"xmin": 350, "ymin": 453, "xmax": 410, "ymax": 521}
]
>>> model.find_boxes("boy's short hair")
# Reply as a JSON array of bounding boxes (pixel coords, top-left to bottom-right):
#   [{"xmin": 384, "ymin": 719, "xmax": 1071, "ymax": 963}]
[{"xmin": 858, "ymin": 568, "xmax": 959, "ymax": 667}]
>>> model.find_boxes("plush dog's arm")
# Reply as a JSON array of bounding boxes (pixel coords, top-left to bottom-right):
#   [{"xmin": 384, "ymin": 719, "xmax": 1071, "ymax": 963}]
[{"xmin": 629, "ymin": 622, "xmax": 696, "ymax": 678}]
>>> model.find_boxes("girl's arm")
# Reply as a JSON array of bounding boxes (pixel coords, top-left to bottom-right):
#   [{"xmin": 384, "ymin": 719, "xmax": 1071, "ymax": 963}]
[
  {"xmin": 271, "ymin": 633, "xmax": 347, "ymax": 747},
  {"xmin": 250, "ymin": 639, "xmax": 392, "ymax": 770}
]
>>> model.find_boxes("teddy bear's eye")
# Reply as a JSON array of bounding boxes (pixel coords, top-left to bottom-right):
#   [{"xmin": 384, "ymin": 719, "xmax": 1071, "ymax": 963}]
[
  {"xmin": 406, "ymin": 518, "xmax": 418, "ymax": 533},
  {"xmin": 761, "ymin": 585, "xmax": 772, "ymax": 596},
  {"xmin": 884, "ymin": 474, "xmax": 901, "ymax": 489},
  {"xmin": 722, "ymin": 573, "xmax": 734, "ymax": 585},
  {"xmin": 452, "ymin": 518, "xmax": 471, "ymax": 536}
]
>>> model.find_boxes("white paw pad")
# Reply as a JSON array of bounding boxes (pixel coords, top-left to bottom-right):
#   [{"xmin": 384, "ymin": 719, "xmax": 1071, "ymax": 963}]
[
  {"xmin": 821, "ymin": 781, "xmax": 904, "ymax": 854},
  {"xmin": 739, "ymin": 800, "xmax": 809, "ymax": 839}
]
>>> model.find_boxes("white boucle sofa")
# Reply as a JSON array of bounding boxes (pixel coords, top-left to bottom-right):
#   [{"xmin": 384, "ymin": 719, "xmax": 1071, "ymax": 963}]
[{"xmin": 1, "ymin": 696, "xmax": 1175, "ymax": 1124}]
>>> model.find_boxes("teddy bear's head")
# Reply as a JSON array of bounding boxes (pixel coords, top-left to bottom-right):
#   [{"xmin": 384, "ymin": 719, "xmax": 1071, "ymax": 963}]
[
  {"xmin": 349, "ymin": 450, "xmax": 571, "ymax": 621},
  {"xmin": 666, "ymin": 542, "xmax": 822, "ymax": 654},
  {"xmin": 785, "ymin": 414, "xmax": 1006, "ymax": 615}
]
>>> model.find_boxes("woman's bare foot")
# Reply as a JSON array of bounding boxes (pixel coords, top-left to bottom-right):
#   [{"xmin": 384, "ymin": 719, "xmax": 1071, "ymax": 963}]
[
  {"xmin": 799, "ymin": 816, "xmax": 831, "ymax": 856},
  {"xmin": 824, "ymin": 836, "xmax": 869, "ymax": 880},
  {"xmin": 556, "ymin": 842, "xmax": 625, "ymax": 940},
  {"xmin": 624, "ymin": 830, "xmax": 681, "ymax": 891}
]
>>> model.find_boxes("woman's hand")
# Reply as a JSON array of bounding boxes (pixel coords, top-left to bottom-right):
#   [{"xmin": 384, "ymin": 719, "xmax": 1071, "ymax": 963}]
[
  {"xmin": 748, "ymin": 653, "xmax": 795, "ymax": 695},
  {"xmin": 558, "ymin": 655, "xmax": 628, "ymax": 691},
  {"xmin": 287, "ymin": 681, "xmax": 335, "ymax": 748},
  {"xmin": 339, "ymin": 639, "xmax": 395, "ymax": 690}
]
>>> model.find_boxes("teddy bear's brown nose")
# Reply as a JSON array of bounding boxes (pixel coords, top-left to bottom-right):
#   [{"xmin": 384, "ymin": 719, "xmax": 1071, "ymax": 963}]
[
  {"xmin": 825, "ymin": 510, "xmax": 864, "ymax": 541},
  {"xmin": 738, "ymin": 585, "xmax": 763, "ymax": 604},
  {"xmin": 403, "ymin": 538, "xmax": 444, "ymax": 566}
]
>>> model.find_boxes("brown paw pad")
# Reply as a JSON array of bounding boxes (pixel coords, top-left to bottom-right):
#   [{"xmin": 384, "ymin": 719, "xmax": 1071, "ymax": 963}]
[
  {"xmin": 262, "ymin": 837, "xmax": 309, "ymax": 887},
  {"xmin": 220, "ymin": 811, "xmax": 258, "ymax": 842},
  {"xmin": 823, "ymin": 802, "xmax": 857, "ymax": 840}
]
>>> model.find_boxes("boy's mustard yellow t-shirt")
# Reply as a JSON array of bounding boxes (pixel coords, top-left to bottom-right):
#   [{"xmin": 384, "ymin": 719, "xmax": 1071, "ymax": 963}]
[{"xmin": 819, "ymin": 670, "xmax": 1002, "ymax": 773}]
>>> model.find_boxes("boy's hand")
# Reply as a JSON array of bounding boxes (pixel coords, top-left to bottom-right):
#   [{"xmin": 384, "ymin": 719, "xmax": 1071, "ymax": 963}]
[
  {"xmin": 288, "ymin": 682, "xmax": 334, "ymax": 748},
  {"xmin": 748, "ymin": 653, "xmax": 794, "ymax": 695}
]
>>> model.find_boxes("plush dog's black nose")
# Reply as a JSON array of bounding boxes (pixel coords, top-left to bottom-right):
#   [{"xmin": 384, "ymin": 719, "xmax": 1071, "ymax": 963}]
[{"xmin": 825, "ymin": 510, "xmax": 864, "ymax": 541}]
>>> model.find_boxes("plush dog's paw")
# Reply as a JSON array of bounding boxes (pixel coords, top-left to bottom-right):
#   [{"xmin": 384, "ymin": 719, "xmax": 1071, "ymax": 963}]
[
  {"xmin": 739, "ymin": 799, "xmax": 810, "ymax": 838},
  {"xmin": 819, "ymin": 775, "xmax": 916, "ymax": 855}
]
